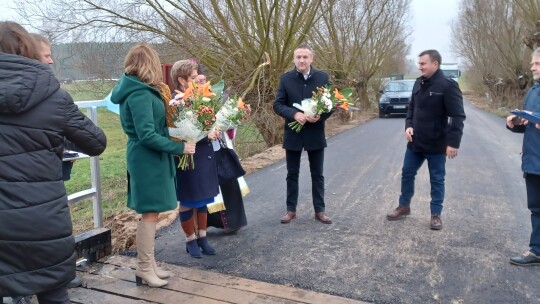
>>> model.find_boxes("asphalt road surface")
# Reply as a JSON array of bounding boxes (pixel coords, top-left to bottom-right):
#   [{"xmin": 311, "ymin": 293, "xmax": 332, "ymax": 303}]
[{"xmin": 152, "ymin": 101, "xmax": 539, "ymax": 304}]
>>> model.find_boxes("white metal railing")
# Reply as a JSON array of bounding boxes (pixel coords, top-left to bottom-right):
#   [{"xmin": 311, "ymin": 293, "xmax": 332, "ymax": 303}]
[{"xmin": 67, "ymin": 100, "xmax": 107, "ymax": 228}]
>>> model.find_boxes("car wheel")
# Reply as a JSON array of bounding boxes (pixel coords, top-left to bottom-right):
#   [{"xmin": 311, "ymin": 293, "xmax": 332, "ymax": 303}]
[{"xmin": 379, "ymin": 110, "xmax": 385, "ymax": 118}]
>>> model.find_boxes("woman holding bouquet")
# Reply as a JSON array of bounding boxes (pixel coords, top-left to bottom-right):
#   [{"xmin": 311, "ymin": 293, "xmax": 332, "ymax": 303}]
[
  {"xmin": 170, "ymin": 60, "xmax": 220, "ymax": 258},
  {"xmin": 110, "ymin": 44, "xmax": 196, "ymax": 288}
]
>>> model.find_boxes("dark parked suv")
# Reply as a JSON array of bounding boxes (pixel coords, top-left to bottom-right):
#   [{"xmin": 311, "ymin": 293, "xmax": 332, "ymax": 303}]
[{"xmin": 378, "ymin": 79, "xmax": 415, "ymax": 118}]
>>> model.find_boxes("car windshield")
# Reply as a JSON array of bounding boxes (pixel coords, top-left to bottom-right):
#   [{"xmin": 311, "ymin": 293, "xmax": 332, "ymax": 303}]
[
  {"xmin": 384, "ymin": 81, "xmax": 414, "ymax": 92},
  {"xmin": 441, "ymin": 70, "xmax": 458, "ymax": 78}
]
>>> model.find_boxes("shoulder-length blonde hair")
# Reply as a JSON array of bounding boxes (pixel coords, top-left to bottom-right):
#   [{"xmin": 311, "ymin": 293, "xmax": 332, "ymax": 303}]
[
  {"xmin": 170, "ymin": 60, "xmax": 198, "ymax": 88},
  {"xmin": 124, "ymin": 43, "xmax": 163, "ymax": 86},
  {"xmin": 0, "ymin": 21, "xmax": 40, "ymax": 61}
]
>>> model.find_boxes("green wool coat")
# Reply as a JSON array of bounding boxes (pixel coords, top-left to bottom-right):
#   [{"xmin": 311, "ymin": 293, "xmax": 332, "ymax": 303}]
[{"xmin": 111, "ymin": 74, "xmax": 184, "ymax": 213}]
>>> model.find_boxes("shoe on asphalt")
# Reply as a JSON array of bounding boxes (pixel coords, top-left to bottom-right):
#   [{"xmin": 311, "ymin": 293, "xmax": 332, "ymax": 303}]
[
  {"xmin": 185, "ymin": 239, "xmax": 202, "ymax": 258},
  {"xmin": 510, "ymin": 251, "xmax": 540, "ymax": 266},
  {"xmin": 280, "ymin": 211, "xmax": 296, "ymax": 224},
  {"xmin": 430, "ymin": 214, "xmax": 443, "ymax": 230},
  {"xmin": 386, "ymin": 205, "xmax": 411, "ymax": 220},
  {"xmin": 315, "ymin": 212, "xmax": 332, "ymax": 224},
  {"xmin": 197, "ymin": 237, "xmax": 216, "ymax": 255}
]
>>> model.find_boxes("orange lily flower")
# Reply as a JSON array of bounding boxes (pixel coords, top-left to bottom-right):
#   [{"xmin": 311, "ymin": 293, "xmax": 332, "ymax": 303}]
[
  {"xmin": 196, "ymin": 81, "xmax": 216, "ymax": 98},
  {"xmin": 182, "ymin": 82, "xmax": 195, "ymax": 101},
  {"xmin": 237, "ymin": 97, "xmax": 245, "ymax": 109},
  {"xmin": 334, "ymin": 88, "xmax": 344, "ymax": 100},
  {"xmin": 338, "ymin": 101, "xmax": 350, "ymax": 111}
]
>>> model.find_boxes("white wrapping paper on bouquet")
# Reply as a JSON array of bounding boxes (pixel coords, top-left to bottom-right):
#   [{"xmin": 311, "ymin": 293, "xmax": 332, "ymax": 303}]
[
  {"xmin": 168, "ymin": 118, "xmax": 207, "ymax": 143},
  {"xmin": 213, "ymin": 100, "xmax": 242, "ymax": 131},
  {"xmin": 293, "ymin": 98, "xmax": 318, "ymax": 117},
  {"xmin": 213, "ymin": 112, "xmax": 236, "ymax": 131}
]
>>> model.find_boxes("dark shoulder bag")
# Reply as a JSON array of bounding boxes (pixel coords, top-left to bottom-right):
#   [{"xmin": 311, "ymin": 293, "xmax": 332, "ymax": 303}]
[{"xmin": 215, "ymin": 138, "xmax": 246, "ymax": 184}]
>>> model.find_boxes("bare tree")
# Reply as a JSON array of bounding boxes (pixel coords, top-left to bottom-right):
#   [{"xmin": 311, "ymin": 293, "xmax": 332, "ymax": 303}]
[
  {"xmin": 516, "ymin": 0, "xmax": 540, "ymax": 50},
  {"xmin": 312, "ymin": 0, "xmax": 411, "ymax": 110},
  {"xmin": 15, "ymin": 0, "xmax": 327, "ymax": 146},
  {"xmin": 516, "ymin": 0, "xmax": 540, "ymax": 30},
  {"xmin": 452, "ymin": 0, "xmax": 532, "ymax": 109},
  {"xmin": 15, "ymin": 0, "xmax": 410, "ymax": 145}
]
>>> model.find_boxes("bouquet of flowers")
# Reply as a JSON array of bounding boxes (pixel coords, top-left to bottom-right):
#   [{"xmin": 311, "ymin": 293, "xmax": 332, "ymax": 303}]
[
  {"xmin": 168, "ymin": 81, "xmax": 220, "ymax": 170},
  {"xmin": 213, "ymin": 95, "xmax": 252, "ymax": 131},
  {"xmin": 288, "ymin": 85, "xmax": 353, "ymax": 133}
]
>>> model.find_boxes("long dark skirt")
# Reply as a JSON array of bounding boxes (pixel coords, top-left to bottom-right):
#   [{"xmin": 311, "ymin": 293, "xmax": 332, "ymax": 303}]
[{"xmin": 207, "ymin": 178, "xmax": 247, "ymax": 233}]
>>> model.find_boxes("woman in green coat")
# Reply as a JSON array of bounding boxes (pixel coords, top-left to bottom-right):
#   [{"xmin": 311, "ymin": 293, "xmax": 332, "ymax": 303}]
[{"xmin": 111, "ymin": 43, "xmax": 196, "ymax": 288}]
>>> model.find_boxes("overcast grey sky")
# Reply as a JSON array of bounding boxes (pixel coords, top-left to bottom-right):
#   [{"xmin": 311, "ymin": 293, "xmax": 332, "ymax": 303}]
[
  {"xmin": 0, "ymin": 0, "xmax": 461, "ymax": 62},
  {"xmin": 0, "ymin": 0, "xmax": 19, "ymax": 22},
  {"xmin": 409, "ymin": 0, "xmax": 460, "ymax": 63}
]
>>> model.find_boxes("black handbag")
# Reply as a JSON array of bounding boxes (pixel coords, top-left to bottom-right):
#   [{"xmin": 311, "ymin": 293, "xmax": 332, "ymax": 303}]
[{"xmin": 215, "ymin": 138, "xmax": 246, "ymax": 184}]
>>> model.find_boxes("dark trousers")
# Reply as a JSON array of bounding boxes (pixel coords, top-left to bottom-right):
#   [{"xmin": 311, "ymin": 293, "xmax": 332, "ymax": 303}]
[
  {"xmin": 525, "ymin": 173, "xmax": 540, "ymax": 255},
  {"xmin": 286, "ymin": 149, "xmax": 325, "ymax": 213},
  {"xmin": 36, "ymin": 286, "xmax": 70, "ymax": 304},
  {"xmin": 399, "ymin": 148, "xmax": 446, "ymax": 214}
]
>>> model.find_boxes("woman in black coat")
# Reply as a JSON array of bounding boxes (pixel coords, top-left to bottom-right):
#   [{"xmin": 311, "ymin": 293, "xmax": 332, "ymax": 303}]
[{"xmin": 0, "ymin": 22, "xmax": 107, "ymax": 303}]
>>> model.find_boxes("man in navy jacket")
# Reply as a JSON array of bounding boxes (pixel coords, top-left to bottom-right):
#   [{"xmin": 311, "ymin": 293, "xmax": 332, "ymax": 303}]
[
  {"xmin": 507, "ymin": 47, "xmax": 540, "ymax": 266},
  {"xmin": 273, "ymin": 44, "xmax": 333, "ymax": 224},
  {"xmin": 387, "ymin": 49, "xmax": 466, "ymax": 230}
]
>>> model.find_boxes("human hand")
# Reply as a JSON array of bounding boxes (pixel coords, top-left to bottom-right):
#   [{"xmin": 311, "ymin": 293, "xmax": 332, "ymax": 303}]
[
  {"xmin": 446, "ymin": 146, "xmax": 458, "ymax": 159},
  {"xmin": 405, "ymin": 127, "xmax": 414, "ymax": 142},
  {"xmin": 294, "ymin": 112, "xmax": 307, "ymax": 125},
  {"xmin": 507, "ymin": 115, "xmax": 521, "ymax": 128},
  {"xmin": 536, "ymin": 123, "xmax": 540, "ymax": 130},
  {"xmin": 306, "ymin": 114, "xmax": 321, "ymax": 123},
  {"xmin": 169, "ymin": 92, "xmax": 185, "ymax": 106},
  {"xmin": 207, "ymin": 130, "xmax": 221, "ymax": 141},
  {"xmin": 183, "ymin": 143, "xmax": 196, "ymax": 155}
]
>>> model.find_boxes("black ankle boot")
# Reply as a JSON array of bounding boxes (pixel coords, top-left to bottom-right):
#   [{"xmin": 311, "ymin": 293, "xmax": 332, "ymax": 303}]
[
  {"xmin": 185, "ymin": 239, "xmax": 202, "ymax": 258},
  {"xmin": 197, "ymin": 237, "xmax": 216, "ymax": 255}
]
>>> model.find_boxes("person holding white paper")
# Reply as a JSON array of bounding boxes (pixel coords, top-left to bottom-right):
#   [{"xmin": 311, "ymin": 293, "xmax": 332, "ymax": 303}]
[{"xmin": 507, "ymin": 47, "xmax": 540, "ymax": 266}]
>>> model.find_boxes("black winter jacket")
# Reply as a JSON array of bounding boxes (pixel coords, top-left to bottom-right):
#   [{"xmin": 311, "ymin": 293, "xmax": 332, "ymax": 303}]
[
  {"xmin": 273, "ymin": 67, "xmax": 331, "ymax": 151},
  {"xmin": 406, "ymin": 69, "xmax": 466, "ymax": 153},
  {"xmin": 0, "ymin": 53, "xmax": 107, "ymax": 296}
]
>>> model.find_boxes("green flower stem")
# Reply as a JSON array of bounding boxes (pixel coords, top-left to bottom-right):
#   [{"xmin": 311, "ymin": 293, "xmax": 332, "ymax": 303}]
[
  {"xmin": 177, "ymin": 155, "xmax": 195, "ymax": 170},
  {"xmin": 288, "ymin": 121, "xmax": 304, "ymax": 133}
]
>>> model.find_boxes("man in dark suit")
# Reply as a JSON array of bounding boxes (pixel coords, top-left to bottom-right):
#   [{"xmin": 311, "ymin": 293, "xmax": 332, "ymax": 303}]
[
  {"xmin": 273, "ymin": 43, "xmax": 333, "ymax": 224},
  {"xmin": 386, "ymin": 49, "xmax": 466, "ymax": 230}
]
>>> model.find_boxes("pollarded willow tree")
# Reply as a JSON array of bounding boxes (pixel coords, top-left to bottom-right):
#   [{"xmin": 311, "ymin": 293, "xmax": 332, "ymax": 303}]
[
  {"xmin": 312, "ymin": 0, "xmax": 411, "ymax": 110},
  {"xmin": 16, "ymin": 0, "xmax": 326, "ymax": 147},
  {"xmin": 516, "ymin": 0, "xmax": 540, "ymax": 50},
  {"xmin": 452, "ymin": 0, "xmax": 539, "ymax": 108},
  {"xmin": 15, "ymin": 0, "xmax": 410, "ymax": 145}
]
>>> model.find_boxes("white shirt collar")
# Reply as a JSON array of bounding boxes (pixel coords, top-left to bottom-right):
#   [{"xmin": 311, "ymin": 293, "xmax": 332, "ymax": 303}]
[{"xmin": 297, "ymin": 68, "xmax": 311, "ymax": 80}]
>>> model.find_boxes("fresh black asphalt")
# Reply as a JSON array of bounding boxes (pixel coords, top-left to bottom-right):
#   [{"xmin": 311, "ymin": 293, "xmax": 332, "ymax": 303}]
[{"xmin": 147, "ymin": 101, "xmax": 538, "ymax": 304}]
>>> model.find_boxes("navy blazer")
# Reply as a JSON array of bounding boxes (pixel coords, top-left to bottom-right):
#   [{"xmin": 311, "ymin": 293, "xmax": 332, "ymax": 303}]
[
  {"xmin": 172, "ymin": 87, "xmax": 219, "ymax": 202},
  {"xmin": 175, "ymin": 138, "xmax": 219, "ymax": 202},
  {"xmin": 406, "ymin": 69, "xmax": 466, "ymax": 153},
  {"xmin": 273, "ymin": 67, "xmax": 331, "ymax": 151}
]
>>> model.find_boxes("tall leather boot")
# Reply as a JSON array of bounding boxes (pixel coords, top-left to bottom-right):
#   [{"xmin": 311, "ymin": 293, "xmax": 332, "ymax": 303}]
[
  {"xmin": 137, "ymin": 221, "xmax": 171, "ymax": 278},
  {"xmin": 152, "ymin": 258, "xmax": 171, "ymax": 279},
  {"xmin": 135, "ymin": 221, "xmax": 168, "ymax": 287}
]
